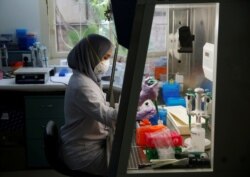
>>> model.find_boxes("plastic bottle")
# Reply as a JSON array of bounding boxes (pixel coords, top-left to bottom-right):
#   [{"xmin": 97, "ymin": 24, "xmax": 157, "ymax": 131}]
[{"xmin": 190, "ymin": 123, "xmax": 205, "ymax": 152}]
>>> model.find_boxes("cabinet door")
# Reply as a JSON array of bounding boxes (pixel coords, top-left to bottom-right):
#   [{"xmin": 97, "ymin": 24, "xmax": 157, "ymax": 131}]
[
  {"xmin": 26, "ymin": 118, "xmax": 64, "ymax": 139},
  {"xmin": 25, "ymin": 95, "xmax": 65, "ymax": 167},
  {"xmin": 26, "ymin": 139, "xmax": 48, "ymax": 167},
  {"xmin": 25, "ymin": 96, "xmax": 64, "ymax": 119}
]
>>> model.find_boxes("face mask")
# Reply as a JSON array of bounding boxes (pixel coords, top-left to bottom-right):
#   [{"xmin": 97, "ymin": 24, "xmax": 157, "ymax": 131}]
[{"xmin": 94, "ymin": 59, "xmax": 110, "ymax": 76}]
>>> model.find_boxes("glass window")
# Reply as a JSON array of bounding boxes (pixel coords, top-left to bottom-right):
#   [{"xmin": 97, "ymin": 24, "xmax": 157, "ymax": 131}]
[
  {"xmin": 48, "ymin": 0, "xmax": 169, "ymax": 59},
  {"xmin": 49, "ymin": 0, "xmax": 116, "ymax": 58},
  {"xmin": 48, "ymin": 0, "xmax": 128, "ymax": 100},
  {"xmin": 148, "ymin": 8, "xmax": 168, "ymax": 53},
  {"xmin": 126, "ymin": 3, "xmax": 219, "ymax": 174}
]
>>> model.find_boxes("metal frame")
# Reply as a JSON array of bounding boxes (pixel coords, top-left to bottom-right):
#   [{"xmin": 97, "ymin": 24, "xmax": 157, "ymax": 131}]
[{"xmin": 109, "ymin": 1, "xmax": 156, "ymax": 177}]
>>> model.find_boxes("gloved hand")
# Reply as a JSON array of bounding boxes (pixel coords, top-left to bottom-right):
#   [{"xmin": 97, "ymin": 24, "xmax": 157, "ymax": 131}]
[
  {"xmin": 136, "ymin": 99, "xmax": 156, "ymax": 120},
  {"xmin": 138, "ymin": 76, "xmax": 159, "ymax": 106}
]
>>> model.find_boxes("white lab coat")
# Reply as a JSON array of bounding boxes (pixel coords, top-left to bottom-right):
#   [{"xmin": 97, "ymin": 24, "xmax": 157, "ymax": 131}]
[{"xmin": 60, "ymin": 70, "xmax": 117, "ymax": 175}]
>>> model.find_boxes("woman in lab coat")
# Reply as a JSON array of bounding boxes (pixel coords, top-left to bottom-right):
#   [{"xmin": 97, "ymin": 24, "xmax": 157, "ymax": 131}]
[{"xmin": 60, "ymin": 34, "xmax": 117, "ymax": 176}]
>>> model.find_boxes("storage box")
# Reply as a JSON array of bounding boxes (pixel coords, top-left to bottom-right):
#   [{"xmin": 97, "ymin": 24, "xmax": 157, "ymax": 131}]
[
  {"xmin": 162, "ymin": 82, "xmax": 180, "ymax": 104},
  {"xmin": 166, "ymin": 97, "xmax": 186, "ymax": 107},
  {"xmin": 145, "ymin": 129, "xmax": 183, "ymax": 148},
  {"xmin": 136, "ymin": 124, "xmax": 166, "ymax": 147},
  {"xmin": 165, "ymin": 106, "xmax": 205, "ymax": 135}
]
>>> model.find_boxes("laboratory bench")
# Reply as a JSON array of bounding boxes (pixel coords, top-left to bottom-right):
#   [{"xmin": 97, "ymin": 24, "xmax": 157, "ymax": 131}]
[
  {"xmin": 0, "ymin": 73, "xmax": 122, "ymax": 171},
  {"xmin": 0, "ymin": 75, "xmax": 69, "ymax": 171}
]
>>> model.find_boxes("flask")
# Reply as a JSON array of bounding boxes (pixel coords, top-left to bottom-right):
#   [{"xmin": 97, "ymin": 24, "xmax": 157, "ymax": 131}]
[{"xmin": 190, "ymin": 123, "xmax": 205, "ymax": 152}]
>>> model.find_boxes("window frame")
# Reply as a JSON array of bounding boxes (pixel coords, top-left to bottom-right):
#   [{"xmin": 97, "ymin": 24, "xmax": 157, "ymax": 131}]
[
  {"xmin": 45, "ymin": 0, "xmax": 169, "ymax": 61},
  {"xmin": 48, "ymin": 0, "xmax": 69, "ymax": 59}
]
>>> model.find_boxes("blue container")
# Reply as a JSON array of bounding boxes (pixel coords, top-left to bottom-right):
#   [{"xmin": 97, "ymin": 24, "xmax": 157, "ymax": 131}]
[
  {"xmin": 16, "ymin": 29, "xmax": 27, "ymax": 38},
  {"xmin": 149, "ymin": 114, "xmax": 159, "ymax": 125},
  {"xmin": 26, "ymin": 34, "xmax": 37, "ymax": 48},
  {"xmin": 166, "ymin": 97, "xmax": 186, "ymax": 107},
  {"xmin": 149, "ymin": 109, "xmax": 167, "ymax": 125},
  {"xmin": 158, "ymin": 108, "xmax": 167, "ymax": 125},
  {"xmin": 16, "ymin": 29, "xmax": 28, "ymax": 50},
  {"xmin": 18, "ymin": 37, "xmax": 28, "ymax": 50},
  {"xmin": 162, "ymin": 82, "xmax": 180, "ymax": 104}
]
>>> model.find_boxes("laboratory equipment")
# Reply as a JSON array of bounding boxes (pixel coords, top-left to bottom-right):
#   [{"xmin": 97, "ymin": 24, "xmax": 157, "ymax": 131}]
[
  {"xmin": 178, "ymin": 26, "xmax": 195, "ymax": 53},
  {"xmin": 166, "ymin": 105, "xmax": 206, "ymax": 135},
  {"xmin": 29, "ymin": 42, "xmax": 48, "ymax": 67},
  {"xmin": 190, "ymin": 123, "xmax": 205, "ymax": 152},
  {"xmin": 186, "ymin": 87, "xmax": 212, "ymax": 124},
  {"xmin": 108, "ymin": 0, "xmax": 224, "ymax": 175},
  {"xmin": 16, "ymin": 29, "xmax": 27, "ymax": 50},
  {"xmin": 107, "ymin": 0, "xmax": 250, "ymax": 176},
  {"xmin": 203, "ymin": 43, "xmax": 215, "ymax": 81},
  {"xmin": 0, "ymin": 44, "xmax": 9, "ymax": 68},
  {"xmin": 184, "ymin": 87, "xmax": 212, "ymax": 150},
  {"xmin": 14, "ymin": 67, "xmax": 52, "ymax": 84},
  {"xmin": 150, "ymin": 107, "xmax": 167, "ymax": 125},
  {"xmin": 154, "ymin": 57, "xmax": 167, "ymax": 81},
  {"xmin": 162, "ymin": 81, "xmax": 180, "ymax": 99}
]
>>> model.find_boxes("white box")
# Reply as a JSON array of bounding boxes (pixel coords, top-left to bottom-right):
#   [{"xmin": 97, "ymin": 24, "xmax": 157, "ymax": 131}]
[{"xmin": 166, "ymin": 106, "xmax": 205, "ymax": 135}]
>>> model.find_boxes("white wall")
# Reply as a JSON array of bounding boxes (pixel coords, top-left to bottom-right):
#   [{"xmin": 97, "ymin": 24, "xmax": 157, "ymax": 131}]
[
  {"xmin": 0, "ymin": 0, "xmax": 42, "ymax": 41},
  {"xmin": 0, "ymin": 0, "xmax": 50, "ymax": 61}
]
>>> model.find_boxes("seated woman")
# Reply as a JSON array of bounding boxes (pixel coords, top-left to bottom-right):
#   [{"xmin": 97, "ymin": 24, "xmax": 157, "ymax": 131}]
[{"xmin": 59, "ymin": 34, "xmax": 118, "ymax": 176}]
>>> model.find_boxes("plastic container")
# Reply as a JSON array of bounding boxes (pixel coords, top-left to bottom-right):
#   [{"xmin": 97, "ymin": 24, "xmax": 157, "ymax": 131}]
[
  {"xmin": 154, "ymin": 66, "xmax": 167, "ymax": 80},
  {"xmin": 26, "ymin": 34, "xmax": 37, "ymax": 48},
  {"xmin": 166, "ymin": 97, "xmax": 186, "ymax": 107},
  {"xmin": 158, "ymin": 108, "xmax": 167, "ymax": 125},
  {"xmin": 146, "ymin": 129, "xmax": 176, "ymax": 159},
  {"xmin": 149, "ymin": 114, "xmax": 159, "ymax": 125},
  {"xmin": 154, "ymin": 57, "xmax": 167, "ymax": 80},
  {"xmin": 18, "ymin": 37, "xmax": 28, "ymax": 50},
  {"xmin": 145, "ymin": 129, "xmax": 183, "ymax": 148},
  {"xmin": 149, "ymin": 109, "xmax": 167, "ymax": 125},
  {"xmin": 136, "ymin": 124, "xmax": 166, "ymax": 147},
  {"xmin": 145, "ymin": 148, "xmax": 158, "ymax": 161},
  {"xmin": 162, "ymin": 82, "xmax": 180, "ymax": 104},
  {"xmin": 16, "ymin": 29, "xmax": 27, "ymax": 50},
  {"xmin": 190, "ymin": 123, "xmax": 205, "ymax": 152},
  {"xmin": 157, "ymin": 147, "xmax": 175, "ymax": 159},
  {"xmin": 16, "ymin": 29, "xmax": 36, "ymax": 50},
  {"xmin": 16, "ymin": 29, "xmax": 27, "ymax": 38}
]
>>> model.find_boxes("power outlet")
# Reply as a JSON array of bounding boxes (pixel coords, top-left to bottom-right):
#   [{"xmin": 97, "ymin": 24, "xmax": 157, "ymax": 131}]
[{"xmin": 22, "ymin": 54, "xmax": 32, "ymax": 62}]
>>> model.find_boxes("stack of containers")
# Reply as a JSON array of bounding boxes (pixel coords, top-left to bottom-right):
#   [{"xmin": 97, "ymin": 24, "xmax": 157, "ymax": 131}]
[
  {"xmin": 16, "ymin": 29, "xmax": 27, "ymax": 50},
  {"xmin": 136, "ymin": 124, "xmax": 166, "ymax": 147},
  {"xmin": 144, "ymin": 128, "xmax": 183, "ymax": 160},
  {"xmin": 16, "ymin": 29, "xmax": 37, "ymax": 50},
  {"xmin": 162, "ymin": 81, "xmax": 186, "ymax": 107},
  {"xmin": 149, "ymin": 108, "xmax": 167, "ymax": 125},
  {"xmin": 154, "ymin": 57, "xmax": 167, "ymax": 81}
]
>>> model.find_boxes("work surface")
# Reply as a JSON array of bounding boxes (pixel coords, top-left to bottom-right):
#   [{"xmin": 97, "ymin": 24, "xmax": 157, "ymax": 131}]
[
  {"xmin": 0, "ymin": 73, "xmax": 71, "ymax": 91},
  {"xmin": 0, "ymin": 73, "xmax": 122, "ymax": 92}
]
